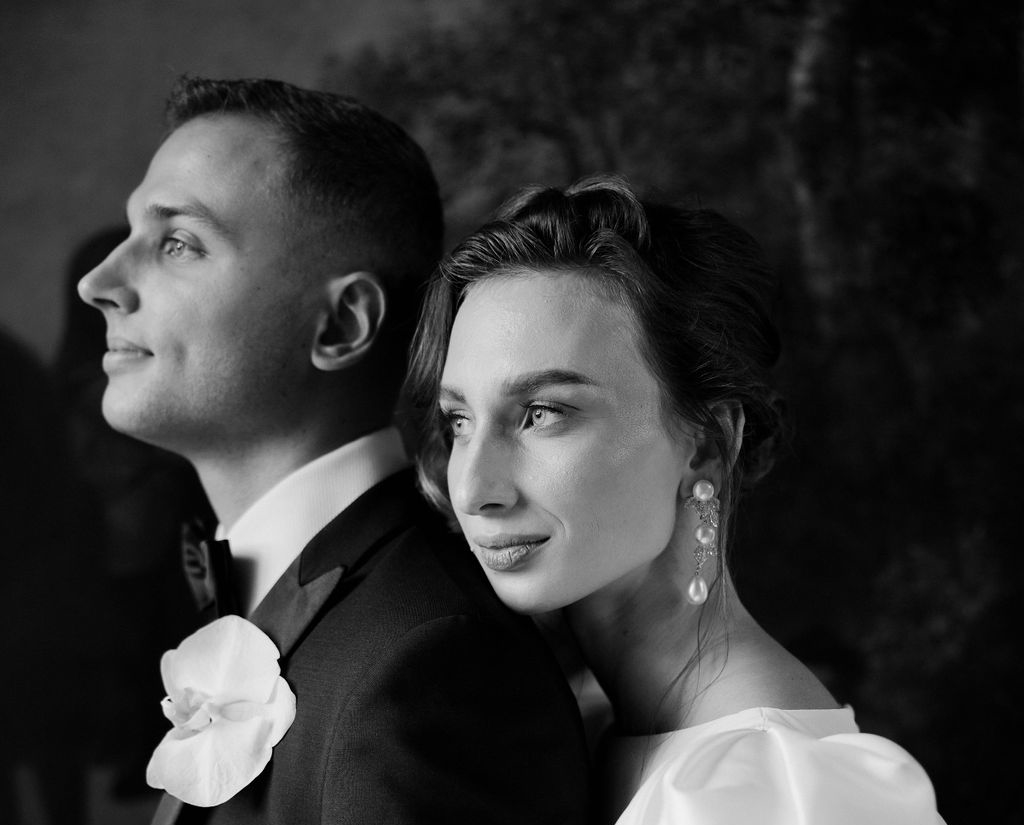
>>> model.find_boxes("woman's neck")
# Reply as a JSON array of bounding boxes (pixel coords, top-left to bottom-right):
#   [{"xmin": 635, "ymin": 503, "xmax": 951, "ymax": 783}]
[{"xmin": 564, "ymin": 556, "xmax": 740, "ymax": 735}]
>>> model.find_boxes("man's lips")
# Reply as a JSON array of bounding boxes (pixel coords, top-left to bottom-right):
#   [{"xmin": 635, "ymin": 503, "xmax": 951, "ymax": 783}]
[
  {"xmin": 102, "ymin": 337, "xmax": 153, "ymax": 371},
  {"xmin": 106, "ymin": 336, "xmax": 152, "ymax": 355}
]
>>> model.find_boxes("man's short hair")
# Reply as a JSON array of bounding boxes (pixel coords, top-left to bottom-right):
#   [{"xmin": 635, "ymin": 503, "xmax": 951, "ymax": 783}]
[{"xmin": 164, "ymin": 75, "xmax": 444, "ymax": 347}]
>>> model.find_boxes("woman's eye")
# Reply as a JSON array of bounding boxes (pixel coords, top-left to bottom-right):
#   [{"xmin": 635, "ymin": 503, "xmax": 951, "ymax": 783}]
[
  {"xmin": 441, "ymin": 410, "xmax": 471, "ymax": 438},
  {"xmin": 522, "ymin": 404, "xmax": 564, "ymax": 430}
]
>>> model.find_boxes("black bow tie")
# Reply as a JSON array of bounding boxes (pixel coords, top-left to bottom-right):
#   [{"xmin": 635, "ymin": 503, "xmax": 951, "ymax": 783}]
[{"xmin": 181, "ymin": 518, "xmax": 238, "ymax": 619}]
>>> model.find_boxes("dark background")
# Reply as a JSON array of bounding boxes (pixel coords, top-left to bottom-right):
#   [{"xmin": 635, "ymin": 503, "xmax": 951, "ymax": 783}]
[{"xmin": 3, "ymin": 1, "xmax": 1020, "ymax": 822}]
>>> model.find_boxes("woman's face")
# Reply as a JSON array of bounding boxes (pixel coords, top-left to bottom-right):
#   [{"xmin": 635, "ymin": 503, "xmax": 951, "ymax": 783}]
[{"xmin": 440, "ymin": 270, "xmax": 694, "ymax": 614}]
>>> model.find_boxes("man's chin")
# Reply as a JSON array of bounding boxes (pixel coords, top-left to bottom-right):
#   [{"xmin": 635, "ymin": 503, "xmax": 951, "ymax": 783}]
[{"xmin": 100, "ymin": 392, "xmax": 175, "ymax": 449}]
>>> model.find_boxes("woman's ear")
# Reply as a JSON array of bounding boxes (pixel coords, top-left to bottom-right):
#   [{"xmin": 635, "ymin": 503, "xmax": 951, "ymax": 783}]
[
  {"xmin": 311, "ymin": 271, "xmax": 387, "ymax": 371},
  {"xmin": 688, "ymin": 402, "xmax": 746, "ymax": 476}
]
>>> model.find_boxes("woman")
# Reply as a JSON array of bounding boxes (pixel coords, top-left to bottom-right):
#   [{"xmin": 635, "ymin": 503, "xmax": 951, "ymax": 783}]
[{"xmin": 407, "ymin": 176, "xmax": 943, "ymax": 824}]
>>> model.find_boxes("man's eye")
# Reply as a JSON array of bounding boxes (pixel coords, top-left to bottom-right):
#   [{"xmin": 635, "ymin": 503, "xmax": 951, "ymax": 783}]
[{"xmin": 161, "ymin": 237, "xmax": 199, "ymax": 259}]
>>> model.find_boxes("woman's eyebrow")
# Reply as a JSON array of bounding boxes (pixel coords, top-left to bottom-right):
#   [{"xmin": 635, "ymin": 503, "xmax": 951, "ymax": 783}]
[
  {"xmin": 439, "ymin": 370, "xmax": 599, "ymax": 406},
  {"xmin": 503, "ymin": 369, "xmax": 599, "ymax": 395},
  {"xmin": 438, "ymin": 386, "xmax": 466, "ymax": 405}
]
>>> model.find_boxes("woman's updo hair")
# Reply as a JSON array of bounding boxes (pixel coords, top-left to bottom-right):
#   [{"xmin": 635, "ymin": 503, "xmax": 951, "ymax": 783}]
[{"xmin": 407, "ymin": 175, "xmax": 785, "ymax": 535}]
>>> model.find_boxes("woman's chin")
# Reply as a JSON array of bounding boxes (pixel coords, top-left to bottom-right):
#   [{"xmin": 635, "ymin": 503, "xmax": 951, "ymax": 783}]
[{"xmin": 486, "ymin": 576, "xmax": 571, "ymax": 616}]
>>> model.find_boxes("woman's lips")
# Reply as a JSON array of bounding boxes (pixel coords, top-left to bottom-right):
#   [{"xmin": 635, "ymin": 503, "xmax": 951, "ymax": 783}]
[{"xmin": 471, "ymin": 535, "xmax": 548, "ymax": 572}]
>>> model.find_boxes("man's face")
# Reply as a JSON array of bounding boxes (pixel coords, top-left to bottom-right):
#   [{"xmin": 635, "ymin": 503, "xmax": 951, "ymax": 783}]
[{"xmin": 78, "ymin": 114, "xmax": 321, "ymax": 457}]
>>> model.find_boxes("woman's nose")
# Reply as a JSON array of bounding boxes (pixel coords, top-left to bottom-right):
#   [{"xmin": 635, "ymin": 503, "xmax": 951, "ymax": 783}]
[
  {"xmin": 449, "ymin": 432, "xmax": 518, "ymax": 515},
  {"xmin": 77, "ymin": 241, "xmax": 138, "ymax": 314}
]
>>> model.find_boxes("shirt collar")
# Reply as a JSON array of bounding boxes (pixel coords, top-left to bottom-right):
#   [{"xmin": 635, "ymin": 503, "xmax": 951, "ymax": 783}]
[{"xmin": 221, "ymin": 427, "xmax": 410, "ymax": 615}]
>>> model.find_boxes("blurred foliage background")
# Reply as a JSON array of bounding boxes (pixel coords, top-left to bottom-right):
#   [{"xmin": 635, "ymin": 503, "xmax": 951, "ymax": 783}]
[{"xmin": 322, "ymin": 0, "xmax": 1022, "ymax": 820}]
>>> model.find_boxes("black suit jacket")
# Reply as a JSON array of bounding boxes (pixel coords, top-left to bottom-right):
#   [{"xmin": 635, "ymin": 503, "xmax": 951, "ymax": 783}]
[{"xmin": 167, "ymin": 470, "xmax": 591, "ymax": 824}]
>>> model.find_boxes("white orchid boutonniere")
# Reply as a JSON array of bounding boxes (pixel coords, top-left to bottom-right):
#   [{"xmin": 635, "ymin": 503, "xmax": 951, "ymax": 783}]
[{"xmin": 146, "ymin": 615, "xmax": 296, "ymax": 807}]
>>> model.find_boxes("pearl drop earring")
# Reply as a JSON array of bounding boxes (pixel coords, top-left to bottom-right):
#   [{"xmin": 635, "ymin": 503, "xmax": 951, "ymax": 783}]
[{"xmin": 684, "ymin": 480, "xmax": 719, "ymax": 605}]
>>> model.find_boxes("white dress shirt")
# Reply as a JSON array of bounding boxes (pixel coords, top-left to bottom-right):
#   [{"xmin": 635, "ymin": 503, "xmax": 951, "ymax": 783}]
[{"xmin": 218, "ymin": 427, "xmax": 410, "ymax": 616}]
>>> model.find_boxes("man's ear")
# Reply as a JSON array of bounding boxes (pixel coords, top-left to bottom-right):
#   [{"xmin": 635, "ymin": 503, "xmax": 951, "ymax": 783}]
[
  {"xmin": 311, "ymin": 271, "xmax": 386, "ymax": 371},
  {"xmin": 688, "ymin": 402, "xmax": 746, "ymax": 475}
]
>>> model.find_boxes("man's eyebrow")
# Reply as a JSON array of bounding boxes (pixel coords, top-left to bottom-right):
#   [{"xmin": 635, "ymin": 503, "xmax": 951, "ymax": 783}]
[{"xmin": 139, "ymin": 200, "xmax": 234, "ymax": 241}]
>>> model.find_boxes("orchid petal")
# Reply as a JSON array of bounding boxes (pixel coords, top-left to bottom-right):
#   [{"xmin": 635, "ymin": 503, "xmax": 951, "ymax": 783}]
[
  {"xmin": 264, "ymin": 677, "xmax": 297, "ymax": 743},
  {"xmin": 160, "ymin": 615, "xmax": 280, "ymax": 704},
  {"xmin": 147, "ymin": 716, "xmax": 274, "ymax": 806},
  {"xmin": 146, "ymin": 617, "xmax": 297, "ymax": 807}
]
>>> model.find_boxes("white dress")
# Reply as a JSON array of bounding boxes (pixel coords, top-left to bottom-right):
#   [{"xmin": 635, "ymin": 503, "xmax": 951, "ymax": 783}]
[{"xmin": 604, "ymin": 706, "xmax": 944, "ymax": 825}]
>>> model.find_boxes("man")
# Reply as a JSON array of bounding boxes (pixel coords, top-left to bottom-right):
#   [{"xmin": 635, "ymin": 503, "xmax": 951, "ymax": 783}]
[{"xmin": 79, "ymin": 76, "xmax": 590, "ymax": 824}]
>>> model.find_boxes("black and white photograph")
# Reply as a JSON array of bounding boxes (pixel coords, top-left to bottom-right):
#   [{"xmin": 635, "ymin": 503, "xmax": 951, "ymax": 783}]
[{"xmin": 2, "ymin": 1, "xmax": 1018, "ymax": 823}]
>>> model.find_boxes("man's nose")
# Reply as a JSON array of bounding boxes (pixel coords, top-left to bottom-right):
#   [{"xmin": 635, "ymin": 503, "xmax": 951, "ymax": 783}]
[
  {"xmin": 77, "ymin": 241, "xmax": 138, "ymax": 313},
  {"xmin": 450, "ymin": 432, "xmax": 518, "ymax": 515}
]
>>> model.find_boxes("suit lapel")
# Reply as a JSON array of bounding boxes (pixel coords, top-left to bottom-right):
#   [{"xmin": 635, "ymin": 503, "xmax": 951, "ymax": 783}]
[
  {"xmin": 247, "ymin": 558, "xmax": 343, "ymax": 659},
  {"xmin": 249, "ymin": 469, "xmax": 423, "ymax": 658},
  {"xmin": 150, "ymin": 470, "xmax": 429, "ymax": 825}
]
